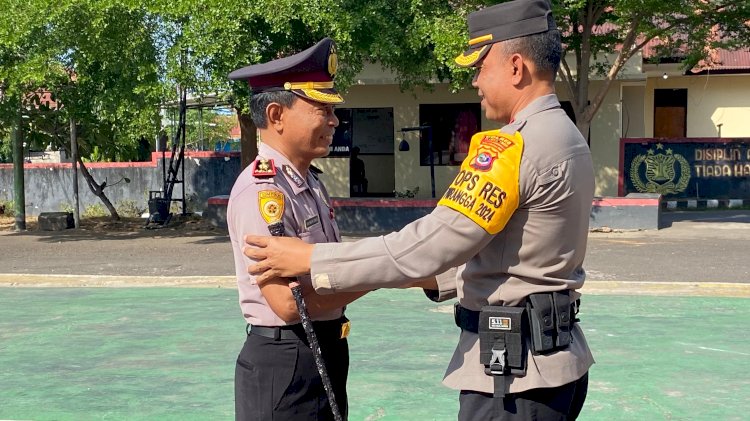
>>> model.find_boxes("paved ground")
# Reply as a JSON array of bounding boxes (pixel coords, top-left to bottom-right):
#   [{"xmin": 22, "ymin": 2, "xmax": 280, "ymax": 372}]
[
  {"xmin": 0, "ymin": 210, "xmax": 749, "ymax": 420},
  {"xmin": 1, "ymin": 210, "xmax": 749, "ymax": 293}
]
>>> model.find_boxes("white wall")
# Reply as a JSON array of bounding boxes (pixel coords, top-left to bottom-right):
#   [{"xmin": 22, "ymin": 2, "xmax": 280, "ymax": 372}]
[
  {"xmin": 317, "ymin": 67, "xmax": 750, "ymax": 199},
  {"xmin": 644, "ymin": 73, "xmax": 750, "ymax": 138}
]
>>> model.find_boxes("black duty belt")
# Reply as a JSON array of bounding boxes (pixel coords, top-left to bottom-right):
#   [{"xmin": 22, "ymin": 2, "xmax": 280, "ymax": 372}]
[
  {"xmin": 454, "ymin": 297, "xmax": 579, "ymax": 334},
  {"xmin": 248, "ymin": 316, "xmax": 350, "ymax": 341},
  {"xmin": 455, "ymin": 292, "xmax": 580, "ymax": 399}
]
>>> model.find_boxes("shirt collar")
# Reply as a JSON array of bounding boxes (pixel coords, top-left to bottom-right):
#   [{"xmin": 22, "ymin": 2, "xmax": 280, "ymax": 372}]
[
  {"xmin": 258, "ymin": 142, "xmax": 310, "ymax": 195},
  {"xmin": 504, "ymin": 94, "xmax": 561, "ymax": 132}
]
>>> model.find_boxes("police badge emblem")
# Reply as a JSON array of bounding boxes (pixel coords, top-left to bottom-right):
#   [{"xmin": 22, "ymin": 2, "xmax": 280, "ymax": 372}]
[
  {"xmin": 470, "ymin": 148, "xmax": 499, "ymax": 172},
  {"xmin": 258, "ymin": 190, "xmax": 285, "ymax": 224}
]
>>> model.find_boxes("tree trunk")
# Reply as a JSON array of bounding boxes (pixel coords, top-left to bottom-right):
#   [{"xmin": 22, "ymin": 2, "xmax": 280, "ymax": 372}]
[
  {"xmin": 576, "ymin": 119, "xmax": 592, "ymax": 146},
  {"xmin": 76, "ymin": 156, "xmax": 121, "ymax": 220},
  {"xmin": 12, "ymin": 107, "xmax": 26, "ymax": 231},
  {"xmin": 237, "ymin": 110, "xmax": 257, "ymax": 170}
]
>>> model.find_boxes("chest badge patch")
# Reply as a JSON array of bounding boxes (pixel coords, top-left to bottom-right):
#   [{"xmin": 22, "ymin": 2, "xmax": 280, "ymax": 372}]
[{"xmin": 258, "ymin": 190, "xmax": 285, "ymax": 224}]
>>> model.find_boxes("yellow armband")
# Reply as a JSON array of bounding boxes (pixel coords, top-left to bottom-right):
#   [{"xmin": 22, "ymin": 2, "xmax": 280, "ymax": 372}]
[{"xmin": 438, "ymin": 130, "xmax": 523, "ymax": 234}]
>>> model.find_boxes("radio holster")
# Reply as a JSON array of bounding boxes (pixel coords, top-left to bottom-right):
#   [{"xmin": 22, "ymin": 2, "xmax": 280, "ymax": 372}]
[
  {"xmin": 478, "ymin": 306, "xmax": 528, "ymax": 397},
  {"xmin": 463, "ymin": 290, "xmax": 578, "ymax": 398}
]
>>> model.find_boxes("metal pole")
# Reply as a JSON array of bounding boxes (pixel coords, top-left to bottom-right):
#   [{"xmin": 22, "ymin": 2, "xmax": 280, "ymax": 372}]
[
  {"xmin": 70, "ymin": 118, "xmax": 80, "ymax": 228},
  {"xmin": 427, "ymin": 126, "xmax": 435, "ymax": 198},
  {"xmin": 267, "ymin": 222, "xmax": 343, "ymax": 421},
  {"xmin": 12, "ymin": 107, "xmax": 25, "ymax": 231},
  {"xmin": 180, "ymin": 89, "xmax": 187, "ymax": 215}
]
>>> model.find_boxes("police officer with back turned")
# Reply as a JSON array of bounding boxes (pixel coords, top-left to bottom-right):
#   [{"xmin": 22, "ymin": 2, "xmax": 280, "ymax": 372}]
[
  {"xmin": 227, "ymin": 38, "xmax": 367, "ymax": 421},
  {"xmin": 244, "ymin": 0, "xmax": 595, "ymax": 419}
]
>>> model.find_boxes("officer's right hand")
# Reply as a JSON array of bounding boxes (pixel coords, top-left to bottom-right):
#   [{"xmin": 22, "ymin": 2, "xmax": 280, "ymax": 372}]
[{"xmin": 243, "ymin": 235, "xmax": 313, "ymax": 283}]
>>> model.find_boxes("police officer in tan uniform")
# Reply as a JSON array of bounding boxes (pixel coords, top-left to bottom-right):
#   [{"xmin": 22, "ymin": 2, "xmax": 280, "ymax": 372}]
[
  {"xmin": 244, "ymin": 1, "xmax": 595, "ymax": 419},
  {"xmin": 227, "ymin": 38, "xmax": 367, "ymax": 421}
]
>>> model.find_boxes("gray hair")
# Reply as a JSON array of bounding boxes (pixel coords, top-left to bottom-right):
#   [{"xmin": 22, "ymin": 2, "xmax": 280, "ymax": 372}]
[
  {"xmin": 249, "ymin": 91, "xmax": 298, "ymax": 128},
  {"xmin": 500, "ymin": 30, "xmax": 562, "ymax": 79}
]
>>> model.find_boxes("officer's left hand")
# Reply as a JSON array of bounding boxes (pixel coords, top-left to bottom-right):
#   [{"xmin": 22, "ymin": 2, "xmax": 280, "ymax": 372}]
[{"xmin": 244, "ymin": 235, "xmax": 313, "ymax": 283}]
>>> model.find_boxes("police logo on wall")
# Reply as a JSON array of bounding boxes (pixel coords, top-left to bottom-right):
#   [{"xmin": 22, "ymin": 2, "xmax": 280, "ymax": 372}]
[{"xmin": 630, "ymin": 143, "xmax": 690, "ymax": 195}]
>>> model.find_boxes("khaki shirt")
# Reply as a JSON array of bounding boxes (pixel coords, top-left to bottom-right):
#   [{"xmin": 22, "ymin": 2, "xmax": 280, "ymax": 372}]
[
  {"xmin": 310, "ymin": 95, "xmax": 595, "ymax": 394},
  {"xmin": 228, "ymin": 142, "xmax": 342, "ymax": 327}
]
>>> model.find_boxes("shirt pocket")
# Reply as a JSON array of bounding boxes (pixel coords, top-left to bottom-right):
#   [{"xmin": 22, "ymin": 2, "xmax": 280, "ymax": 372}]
[{"xmin": 297, "ymin": 223, "xmax": 328, "ymax": 243}]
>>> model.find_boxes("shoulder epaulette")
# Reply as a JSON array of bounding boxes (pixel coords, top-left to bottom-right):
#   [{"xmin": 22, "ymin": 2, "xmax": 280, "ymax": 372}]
[{"xmin": 252, "ymin": 158, "xmax": 277, "ymax": 178}]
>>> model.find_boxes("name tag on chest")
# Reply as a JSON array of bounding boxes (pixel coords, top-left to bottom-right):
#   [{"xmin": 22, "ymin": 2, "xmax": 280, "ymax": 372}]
[{"xmin": 304, "ymin": 215, "xmax": 320, "ymax": 230}]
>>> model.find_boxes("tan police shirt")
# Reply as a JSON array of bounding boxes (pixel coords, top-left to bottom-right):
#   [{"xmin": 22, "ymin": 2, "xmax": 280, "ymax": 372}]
[
  {"xmin": 228, "ymin": 142, "xmax": 342, "ymax": 327},
  {"xmin": 309, "ymin": 94, "xmax": 595, "ymax": 394}
]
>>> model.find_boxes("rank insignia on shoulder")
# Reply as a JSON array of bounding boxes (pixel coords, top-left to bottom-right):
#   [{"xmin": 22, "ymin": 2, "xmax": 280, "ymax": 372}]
[
  {"xmin": 258, "ymin": 190, "xmax": 285, "ymax": 224},
  {"xmin": 282, "ymin": 165, "xmax": 305, "ymax": 188},
  {"xmin": 252, "ymin": 158, "xmax": 276, "ymax": 177}
]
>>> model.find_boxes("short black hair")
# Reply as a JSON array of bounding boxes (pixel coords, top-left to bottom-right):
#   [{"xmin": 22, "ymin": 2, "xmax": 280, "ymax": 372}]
[
  {"xmin": 249, "ymin": 91, "xmax": 297, "ymax": 128},
  {"xmin": 501, "ymin": 29, "xmax": 562, "ymax": 79}
]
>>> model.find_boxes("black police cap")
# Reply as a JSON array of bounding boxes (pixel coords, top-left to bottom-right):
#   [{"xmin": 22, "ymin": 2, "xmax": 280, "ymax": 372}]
[{"xmin": 455, "ymin": 0, "xmax": 556, "ymax": 67}]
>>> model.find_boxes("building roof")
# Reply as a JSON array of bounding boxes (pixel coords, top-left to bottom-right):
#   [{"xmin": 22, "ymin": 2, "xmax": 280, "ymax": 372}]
[{"xmin": 588, "ymin": 22, "xmax": 750, "ymax": 74}]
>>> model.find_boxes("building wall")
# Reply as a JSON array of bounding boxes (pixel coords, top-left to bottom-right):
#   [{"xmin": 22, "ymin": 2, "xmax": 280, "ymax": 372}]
[
  {"xmin": 322, "ymin": 80, "xmax": 631, "ymax": 198},
  {"xmin": 559, "ymin": 79, "xmax": 629, "ymax": 197},
  {"xmin": 644, "ymin": 74, "xmax": 750, "ymax": 138},
  {"xmin": 0, "ymin": 152, "xmax": 241, "ymax": 217},
  {"xmin": 325, "ymin": 72, "xmax": 750, "ymax": 198},
  {"xmin": 315, "ymin": 84, "xmax": 502, "ymax": 198}
]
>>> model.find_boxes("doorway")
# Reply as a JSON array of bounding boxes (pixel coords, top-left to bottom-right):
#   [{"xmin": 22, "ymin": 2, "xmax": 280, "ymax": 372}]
[{"xmin": 654, "ymin": 89, "xmax": 687, "ymax": 138}]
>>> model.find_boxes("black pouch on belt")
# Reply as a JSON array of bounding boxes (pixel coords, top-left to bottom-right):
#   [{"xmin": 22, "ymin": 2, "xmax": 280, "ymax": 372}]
[
  {"xmin": 527, "ymin": 291, "xmax": 573, "ymax": 354},
  {"xmin": 478, "ymin": 306, "xmax": 528, "ymax": 397}
]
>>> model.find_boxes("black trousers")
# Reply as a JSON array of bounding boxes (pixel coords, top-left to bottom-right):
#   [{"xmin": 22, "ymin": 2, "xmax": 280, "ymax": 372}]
[
  {"xmin": 235, "ymin": 330, "xmax": 349, "ymax": 421},
  {"xmin": 458, "ymin": 373, "xmax": 588, "ymax": 421}
]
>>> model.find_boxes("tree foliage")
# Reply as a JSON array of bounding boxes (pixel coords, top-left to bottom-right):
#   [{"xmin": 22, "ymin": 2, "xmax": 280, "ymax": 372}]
[
  {"xmin": 552, "ymin": 0, "xmax": 750, "ymax": 135},
  {"xmin": 1, "ymin": 0, "xmax": 748, "ymax": 217}
]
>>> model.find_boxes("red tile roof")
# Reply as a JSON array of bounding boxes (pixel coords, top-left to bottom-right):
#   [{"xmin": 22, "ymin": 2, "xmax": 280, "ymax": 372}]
[{"xmin": 572, "ymin": 21, "xmax": 750, "ymax": 73}]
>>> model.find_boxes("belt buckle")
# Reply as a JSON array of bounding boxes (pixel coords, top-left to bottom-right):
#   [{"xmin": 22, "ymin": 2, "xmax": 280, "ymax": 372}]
[{"xmin": 340, "ymin": 320, "xmax": 351, "ymax": 339}]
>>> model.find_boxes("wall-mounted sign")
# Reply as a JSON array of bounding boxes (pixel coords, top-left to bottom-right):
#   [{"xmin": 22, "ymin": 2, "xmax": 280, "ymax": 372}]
[{"xmin": 620, "ymin": 138, "xmax": 750, "ymax": 199}]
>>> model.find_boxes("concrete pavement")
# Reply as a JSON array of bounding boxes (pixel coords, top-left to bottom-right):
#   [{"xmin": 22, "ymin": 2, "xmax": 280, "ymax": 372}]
[{"xmin": 1, "ymin": 210, "xmax": 749, "ymax": 294}]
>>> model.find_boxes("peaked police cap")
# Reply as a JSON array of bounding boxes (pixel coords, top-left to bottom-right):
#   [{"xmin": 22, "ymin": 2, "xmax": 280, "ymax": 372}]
[
  {"xmin": 455, "ymin": 0, "xmax": 556, "ymax": 67},
  {"xmin": 229, "ymin": 38, "xmax": 343, "ymax": 104}
]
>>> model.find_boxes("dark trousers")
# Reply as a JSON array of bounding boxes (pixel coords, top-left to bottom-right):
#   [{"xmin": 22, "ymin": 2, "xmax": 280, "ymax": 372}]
[
  {"xmin": 235, "ymin": 331, "xmax": 349, "ymax": 421},
  {"xmin": 458, "ymin": 373, "xmax": 588, "ymax": 421}
]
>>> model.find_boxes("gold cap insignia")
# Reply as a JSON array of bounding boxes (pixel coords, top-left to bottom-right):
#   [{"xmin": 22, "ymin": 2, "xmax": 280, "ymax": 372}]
[{"xmin": 328, "ymin": 44, "xmax": 338, "ymax": 77}]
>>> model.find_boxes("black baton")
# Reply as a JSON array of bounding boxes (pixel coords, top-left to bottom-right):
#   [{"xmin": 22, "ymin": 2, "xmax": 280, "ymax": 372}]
[{"xmin": 267, "ymin": 221, "xmax": 343, "ymax": 421}]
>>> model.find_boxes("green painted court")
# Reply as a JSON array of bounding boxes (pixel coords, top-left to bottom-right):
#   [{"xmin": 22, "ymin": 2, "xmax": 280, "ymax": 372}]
[{"xmin": 1, "ymin": 288, "xmax": 748, "ymax": 420}]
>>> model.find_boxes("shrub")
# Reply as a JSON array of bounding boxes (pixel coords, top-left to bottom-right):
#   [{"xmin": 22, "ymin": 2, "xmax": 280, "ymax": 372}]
[
  {"xmin": 82, "ymin": 203, "xmax": 108, "ymax": 218},
  {"xmin": 394, "ymin": 186, "xmax": 420, "ymax": 198},
  {"xmin": 116, "ymin": 199, "xmax": 145, "ymax": 218},
  {"xmin": 0, "ymin": 199, "xmax": 15, "ymax": 217}
]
